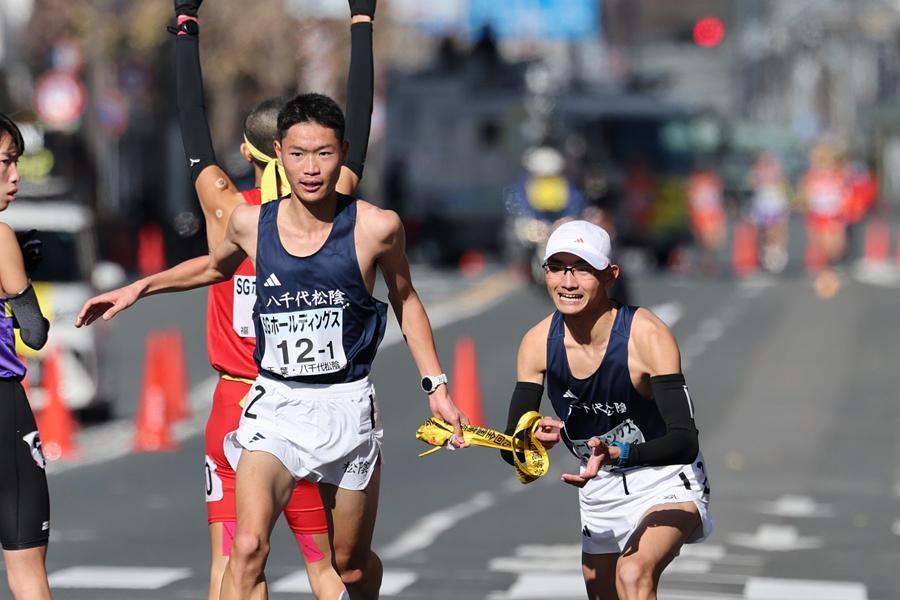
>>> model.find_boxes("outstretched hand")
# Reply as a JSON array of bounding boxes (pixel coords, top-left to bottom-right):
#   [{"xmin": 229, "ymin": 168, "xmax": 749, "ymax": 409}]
[
  {"xmin": 174, "ymin": 0, "xmax": 202, "ymax": 17},
  {"xmin": 561, "ymin": 437, "xmax": 610, "ymax": 488},
  {"xmin": 75, "ymin": 284, "xmax": 141, "ymax": 327},
  {"xmin": 428, "ymin": 386, "xmax": 468, "ymax": 448},
  {"xmin": 349, "ymin": 0, "xmax": 376, "ymax": 19}
]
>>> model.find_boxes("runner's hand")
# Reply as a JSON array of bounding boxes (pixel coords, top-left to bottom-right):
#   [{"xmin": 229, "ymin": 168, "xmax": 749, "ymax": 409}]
[
  {"xmin": 75, "ymin": 284, "xmax": 141, "ymax": 327},
  {"xmin": 534, "ymin": 416, "xmax": 564, "ymax": 449},
  {"xmin": 428, "ymin": 386, "xmax": 468, "ymax": 448},
  {"xmin": 348, "ymin": 0, "xmax": 376, "ymax": 18},
  {"xmin": 561, "ymin": 437, "xmax": 609, "ymax": 488},
  {"xmin": 174, "ymin": 0, "xmax": 202, "ymax": 17}
]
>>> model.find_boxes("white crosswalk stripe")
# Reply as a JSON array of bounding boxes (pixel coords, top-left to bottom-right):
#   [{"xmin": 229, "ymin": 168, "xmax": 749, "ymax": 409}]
[
  {"xmin": 270, "ymin": 568, "xmax": 417, "ymax": 595},
  {"xmin": 48, "ymin": 566, "xmax": 192, "ymax": 589}
]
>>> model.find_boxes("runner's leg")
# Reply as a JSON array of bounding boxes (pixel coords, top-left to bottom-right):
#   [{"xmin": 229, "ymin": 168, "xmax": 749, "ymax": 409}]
[
  {"xmin": 582, "ymin": 552, "xmax": 619, "ymax": 600},
  {"xmin": 615, "ymin": 501, "xmax": 701, "ymax": 600},
  {"xmin": 3, "ymin": 546, "xmax": 51, "ymax": 600},
  {"xmin": 319, "ymin": 461, "xmax": 382, "ymax": 600},
  {"xmin": 284, "ymin": 479, "xmax": 344, "ymax": 599},
  {"xmin": 220, "ymin": 449, "xmax": 295, "ymax": 600}
]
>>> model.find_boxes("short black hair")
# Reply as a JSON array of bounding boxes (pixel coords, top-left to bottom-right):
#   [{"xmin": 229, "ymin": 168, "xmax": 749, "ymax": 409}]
[
  {"xmin": 277, "ymin": 93, "xmax": 345, "ymax": 143},
  {"xmin": 0, "ymin": 112, "xmax": 24, "ymax": 156},
  {"xmin": 243, "ymin": 96, "xmax": 288, "ymax": 159}
]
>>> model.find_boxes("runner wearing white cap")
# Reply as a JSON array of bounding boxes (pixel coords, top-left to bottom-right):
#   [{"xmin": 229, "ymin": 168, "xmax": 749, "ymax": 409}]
[{"xmin": 501, "ymin": 220, "xmax": 713, "ymax": 599}]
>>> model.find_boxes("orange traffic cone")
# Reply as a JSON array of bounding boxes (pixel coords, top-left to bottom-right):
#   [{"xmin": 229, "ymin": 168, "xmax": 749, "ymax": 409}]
[
  {"xmin": 133, "ymin": 333, "xmax": 178, "ymax": 452},
  {"xmin": 36, "ymin": 347, "xmax": 79, "ymax": 461},
  {"xmin": 450, "ymin": 337, "xmax": 485, "ymax": 427},
  {"xmin": 161, "ymin": 329, "xmax": 189, "ymax": 423},
  {"xmin": 862, "ymin": 219, "xmax": 891, "ymax": 264},
  {"xmin": 731, "ymin": 219, "xmax": 759, "ymax": 277},
  {"xmin": 137, "ymin": 223, "xmax": 166, "ymax": 277}
]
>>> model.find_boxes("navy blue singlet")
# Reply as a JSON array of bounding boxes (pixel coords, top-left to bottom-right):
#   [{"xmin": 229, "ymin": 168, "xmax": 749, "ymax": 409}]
[
  {"xmin": 546, "ymin": 305, "xmax": 666, "ymax": 461},
  {"xmin": 253, "ymin": 195, "xmax": 388, "ymax": 384}
]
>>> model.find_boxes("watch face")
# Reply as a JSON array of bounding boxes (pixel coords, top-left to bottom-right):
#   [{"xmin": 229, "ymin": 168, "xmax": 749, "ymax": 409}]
[{"xmin": 422, "ymin": 377, "xmax": 433, "ymax": 392}]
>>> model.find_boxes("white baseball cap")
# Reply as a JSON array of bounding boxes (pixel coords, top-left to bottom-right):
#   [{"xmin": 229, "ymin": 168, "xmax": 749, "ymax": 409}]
[{"xmin": 543, "ymin": 220, "xmax": 612, "ymax": 270}]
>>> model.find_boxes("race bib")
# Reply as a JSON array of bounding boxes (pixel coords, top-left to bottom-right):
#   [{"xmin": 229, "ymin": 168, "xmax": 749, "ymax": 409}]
[
  {"xmin": 205, "ymin": 454, "xmax": 223, "ymax": 502},
  {"xmin": 259, "ymin": 307, "xmax": 347, "ymax": 377},
  {"xmin": 232, "ymin": 275, "xmax": 256, "ymax": 338}
]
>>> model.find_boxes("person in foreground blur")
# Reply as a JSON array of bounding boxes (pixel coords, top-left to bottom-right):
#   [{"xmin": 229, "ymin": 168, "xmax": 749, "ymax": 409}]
[
  {"xmin": 0, "ymin": 112, "xmax": 53, "ymax": 600},
  {"xmin": 501, "ymin": 220, "xmax": 713, "ymax": 600},
  {"xmin": 76, "ymin": 93, "xmax": 468, "ymax": 600},
  {"xmin": 170, "ymin": 0, "xmax": 376, "ymax": 596}
]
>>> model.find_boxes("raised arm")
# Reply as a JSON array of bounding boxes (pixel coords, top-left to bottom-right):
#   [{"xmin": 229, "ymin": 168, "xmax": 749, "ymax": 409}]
[
  {"xmin": 336, "ymin": 0, "xmax": 376, "ymax": 195},
  {"xmin": 76, "ymin": 205, "xmax": 255, "ymax": 327},
  {"xmin": 172, "ymin": 0, "xmax": 245, "ymax": 248},
  {"xmin": 372, "ymin": 205, "xmax": 467, "ymax": 444}
]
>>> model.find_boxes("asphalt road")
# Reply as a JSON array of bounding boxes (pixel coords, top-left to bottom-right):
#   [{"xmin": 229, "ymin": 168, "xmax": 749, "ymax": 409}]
[{"xmin": 10, "ymin": 263, "xmax": 900, "ymax": 600}]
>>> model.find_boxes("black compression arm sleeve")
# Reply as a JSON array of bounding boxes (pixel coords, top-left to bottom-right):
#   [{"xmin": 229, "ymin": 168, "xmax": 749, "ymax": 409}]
[
  {"xmin": 627, "ymin": 374, "xmax": 699, "ymax": 467},
  {"xmin": 343, "ymin": 22, "xmax": 374, "ymax": 179},
  {"xmin": 175, "ymin": 27, "xmax": 216, "ymax": 182},
  {"xmin": 500, "ymin": 381, "xmax": 544, "ymax": 466},
  {"xmin": 7, "ymin": 284, "xmax": 49, "ymax": 351}
]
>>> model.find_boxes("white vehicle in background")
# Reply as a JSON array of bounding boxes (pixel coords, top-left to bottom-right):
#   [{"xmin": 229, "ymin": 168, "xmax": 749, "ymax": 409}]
[{"xmin": 3, "ymin": 194, "xmax": 124, "ymax": 420}]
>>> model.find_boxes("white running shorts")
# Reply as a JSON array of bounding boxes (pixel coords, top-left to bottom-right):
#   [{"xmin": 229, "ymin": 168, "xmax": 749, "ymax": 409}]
[
  {"xmin": 580, "ymin": 452, "xmax": 714, "ymax": 555},
  {"xmin": 224, "ymin": 375, "xmax": 382, "ymax": 491}
]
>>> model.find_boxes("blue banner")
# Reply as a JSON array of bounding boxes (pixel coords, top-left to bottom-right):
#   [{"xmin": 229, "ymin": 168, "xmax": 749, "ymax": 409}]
[{"xmin": 468, "ymin": 0, "xmax": 600, "ymax": 40}]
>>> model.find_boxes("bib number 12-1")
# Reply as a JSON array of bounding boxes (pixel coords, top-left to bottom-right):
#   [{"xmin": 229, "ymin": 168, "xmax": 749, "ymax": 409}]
[{"xmin": 260, "ymin": 307, "xmax": 347, "ymax": 377}]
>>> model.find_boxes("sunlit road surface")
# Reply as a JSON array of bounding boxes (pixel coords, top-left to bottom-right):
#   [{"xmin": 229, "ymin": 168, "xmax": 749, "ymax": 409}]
[{"xmin": 22, "ymin": 263, "xmax": 900, "ymax": 599}]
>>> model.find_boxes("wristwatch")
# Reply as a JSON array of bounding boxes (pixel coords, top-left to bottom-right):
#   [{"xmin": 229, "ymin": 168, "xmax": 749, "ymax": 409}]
[{"xmin": 421, "ymin": 373, "xmax": 448, "ymax": 394}]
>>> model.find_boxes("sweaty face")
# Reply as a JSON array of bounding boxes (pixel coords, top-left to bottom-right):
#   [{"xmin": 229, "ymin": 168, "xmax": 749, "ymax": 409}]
[
  {"xmin": 0, "ymin": 133, "xmax": 20, "ymax": 212},
  {"xmin": 544, "ymin": 252, "xmax": 616, "ymax": 314},
  {"xmin": 275, "ymin": 122, "xmax": 344, "ymax": 204}
]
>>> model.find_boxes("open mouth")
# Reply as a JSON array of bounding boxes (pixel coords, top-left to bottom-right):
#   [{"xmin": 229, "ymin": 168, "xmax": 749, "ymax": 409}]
[
  {"xmin": 299, "ymin": 181, "xmax": 322, "ymax": 194},
  {"xmin": 557, "ymin": 292, "xmax": 583, "ymax": 303}
]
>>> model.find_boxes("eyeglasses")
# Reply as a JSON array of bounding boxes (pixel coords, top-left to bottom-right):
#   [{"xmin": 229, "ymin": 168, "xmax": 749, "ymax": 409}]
[{"xmin": 542, "ymin": 262, "xmax": 598, "ymax": 278}]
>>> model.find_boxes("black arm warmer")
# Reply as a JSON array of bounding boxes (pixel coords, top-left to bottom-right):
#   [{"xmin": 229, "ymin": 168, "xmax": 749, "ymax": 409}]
[
  {"xmin": 7, "ymin": 284, "xmax": 49, "ymax": 351},
  {"xmin": 627, "ymin": 374, "xmax": 699, "ymax": 467},
  {"xmin": 175, "ymin": 31, "xmax": 216, "ymax": 182},
  {"xmin": 343, "ymin": 22, "xmax": 374, "ymax": 179},
  {"xmin": 500, "ymin": 381, "xmax": 544, "ymax": 466}
]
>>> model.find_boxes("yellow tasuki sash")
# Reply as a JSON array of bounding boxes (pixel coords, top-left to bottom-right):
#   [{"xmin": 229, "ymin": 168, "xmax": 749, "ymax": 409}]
[
  {"xmin": 243, "ymin": 135, "xmax": 289, "ymax": 203},
  {"xmin": 415, "ymin": 411, "xmax": 549, "ymax": 484}
]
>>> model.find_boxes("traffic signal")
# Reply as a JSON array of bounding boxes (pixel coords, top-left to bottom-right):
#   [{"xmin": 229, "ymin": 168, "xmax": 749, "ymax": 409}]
[{"xmin": 693, "ymin": 16, "xmax": 726, "ymax": 48}]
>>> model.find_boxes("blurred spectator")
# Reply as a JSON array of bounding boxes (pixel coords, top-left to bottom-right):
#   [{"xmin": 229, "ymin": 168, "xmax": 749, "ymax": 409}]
[
  {"xmin": 800, "ymin": 143, "xmax": 847, "ymax": 273},
  {"xmin": 749, "ymin": 152, "xmax": 790, "ymax": 273},
  {"xmin": 686, "ymin": 164, "xmax": 726, "ymax": 276}
]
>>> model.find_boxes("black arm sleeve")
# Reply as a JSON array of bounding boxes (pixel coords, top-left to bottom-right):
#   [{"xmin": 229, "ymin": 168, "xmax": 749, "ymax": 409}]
[
  {"xmin": 343, "ymin": 22, "xmax": 374, "ymax": 179},
  {"xmin": 175, "ymin": 26, "xmax": 216, "ymax": 182},
  {"xmin": 7, "ymin": 284, "xmax": 49, "ymax": 351},
  {"xmin": 627, "ymin": 374, "xmax": 699, "ymax": 467},
  {"xmin": 499, "ymin": 381, "xmax": 544, "ymax": 466}
]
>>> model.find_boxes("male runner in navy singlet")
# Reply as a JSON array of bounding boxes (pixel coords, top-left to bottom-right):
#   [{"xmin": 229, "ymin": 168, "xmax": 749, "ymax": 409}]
[
  {"xmin": 501, "ymin": 220, "xmax": 713, "ymax": 600},
  {"xmin": 77, "ymin": 93, "xmax": 468, "ymax": 600}
]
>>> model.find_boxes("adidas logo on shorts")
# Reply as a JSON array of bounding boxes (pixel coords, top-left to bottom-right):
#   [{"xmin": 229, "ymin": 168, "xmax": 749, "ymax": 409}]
[
  {"xmin": 263, "ymin": 273, "xmax": 282, "ymax": 287},
  {"xmin": 249, "ymin": 432, "xmax": 266, "ymax": 443}
]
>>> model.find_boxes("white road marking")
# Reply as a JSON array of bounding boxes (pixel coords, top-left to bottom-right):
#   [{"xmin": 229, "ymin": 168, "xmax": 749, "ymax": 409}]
[
  {"xmin": 649, "ymin": 301, "xmax": 683, "ymax": 327},
  {"xmin": 744, "ymin": 576, "xmax": 868, "ymax": 599},
  {"xmin": 378, "ymin": 492, "xmax": 495, "ymax": 560},
  {"xmin": 892, "ymin": 518, "xmax": 900, "ymax": 536},
  {"xmin": 48, "ymin": 566, "xmax": 191, "ymax": 589},
  {"xmin": 729, "ymin": 524, "xmax": 823, "ymax": 552},
  {"xmin": 758, "ymin": 495, "xmax": 835, "ymax": 518},
  {"xmin": 486, "ymin": 573, "xmax": 585, "ymax": 599},
  {"xmin": 272, "ymin": 569, "xmax": 416, "ymax": 595}
]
